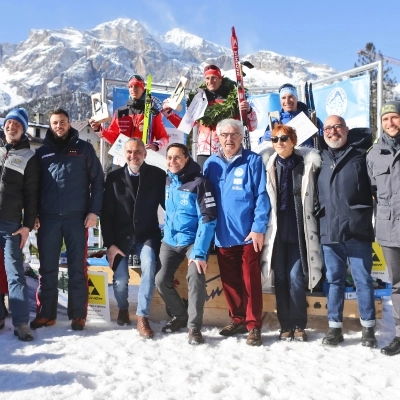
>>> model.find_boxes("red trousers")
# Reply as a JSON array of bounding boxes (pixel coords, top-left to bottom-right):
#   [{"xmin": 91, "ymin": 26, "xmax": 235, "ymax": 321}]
[{"xmin": 217, "ymin": 244, "xmax": 263, "ymax": 330}]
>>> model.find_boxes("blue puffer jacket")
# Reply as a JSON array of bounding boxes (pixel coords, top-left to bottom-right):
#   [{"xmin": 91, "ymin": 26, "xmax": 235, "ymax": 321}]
[
  {"xmin": 203, "ymin": 148, "xmax": 270, "ymax": 247},
  {"xmin": 163, "ymin": 157, "xmax": 217, "ymax": 260},
  {"xmin": 258, "ymin": 101, "xmax": 323, "ymax": 147},
  {"xmin": 36, "ymin": 128, "xmax": 104, "ymax": 216}
]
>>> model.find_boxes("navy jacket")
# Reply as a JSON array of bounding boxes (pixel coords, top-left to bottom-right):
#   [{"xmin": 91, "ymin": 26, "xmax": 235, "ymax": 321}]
[
  {"xmin": 36, "ymin": 128, "xmax": 104, "ymax": 216},
  {"xmin": 101, "ymin": 162, "xmax": 166, "ymax": 252},
  {"xmin": 317, "ymin": 128, "xmax": 374, "ymax": 244}
]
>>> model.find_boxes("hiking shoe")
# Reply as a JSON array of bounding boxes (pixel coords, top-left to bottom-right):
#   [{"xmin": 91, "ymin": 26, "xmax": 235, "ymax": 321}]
[
  {"xmin": 381, "ymin": 336, "xmax": 400, "ymax": 356},
  {"xmin": 71, "ymin": 318, "xmax": 85, "ymax": 331},
  {"xmin": 322, "ymin": 328, "xmax": 344, "ymax": 346},
  {"xmin": 137, "ymin": 316, "xmax": 154, "ymax": 338},
  {"xmin": 117, "ymin": 309, "xmax": 131, "ymax": 326},
  {"xmin": 246, "ymin": 328, "xmax": 262, "ymax": 346},
  {"xmin": 293, "ymin": 328, "xmax": 308, "ymax": 342},
  {"xmin": 279, "ymin": 329, "xmax": 293, "ymax": 341},
  {"xmin": 30, "ymin": 317, "xmax": 56, "ymax": 330},
  {"xmin": 188, "ymin": 328, "xmax": 204, "ymax": 345},
  {"xmin": 361, "ymin": 327, "xmax": 377, "ymax": 348},
  {"xmin": 161, "ymin": 317, "xmax": 188, "ymax": 333},
  {"xmin": 14, "ymin": 324, "xmax": 33, "ymax": 341},
  {"xmin": 0, "ymin": 318, "xmax": 4, "ymax": 330},
  {"xmin": 219, "ymin": 321, "xmax": 248, "ymax": 336}
]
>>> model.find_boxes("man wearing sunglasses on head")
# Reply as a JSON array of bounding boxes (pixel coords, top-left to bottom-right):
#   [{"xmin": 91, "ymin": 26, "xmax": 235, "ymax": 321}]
[
  {"xmin": 164, "ymin": 65, "xmax": 257, "ymax": 170},
  {"xmin": 258, "ymin": 83, "xmax": 323, "ymax": 147},
  {"xmin": 317, "ymin": 115, "xmax": 376, "ymax": 348},
  {"xmin": 90, "ymin": 74, "xmax": 169, "ymax": 153}
]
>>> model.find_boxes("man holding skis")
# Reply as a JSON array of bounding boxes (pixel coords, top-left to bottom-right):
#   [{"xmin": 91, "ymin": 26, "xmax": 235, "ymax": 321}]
[
  {"xmin": 90, "ymin": 74, "xmax": 169, "ymax": 152},
  {"xmin": 258, "ymin": 83, "xmax": 323, "ymax": 147}
]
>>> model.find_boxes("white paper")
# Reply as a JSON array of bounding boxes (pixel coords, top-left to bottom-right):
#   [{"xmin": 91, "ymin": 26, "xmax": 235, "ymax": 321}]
[
  {"xmin": 108, "ymin": 134, "xmax": 130, "ymax": 159},
  {"xmin": 285, "ymin": 111, "xmax": 318, "ymax": 144},
  {"xmin": 178, "ymin": 89, "xmax": 208, "ymax": 134}
]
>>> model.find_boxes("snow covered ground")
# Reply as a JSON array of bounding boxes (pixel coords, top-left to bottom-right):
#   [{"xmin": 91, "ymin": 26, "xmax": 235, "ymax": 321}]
[{"xmin": 0, "ymin": 282, "xmax": 399, "ymax": 400}]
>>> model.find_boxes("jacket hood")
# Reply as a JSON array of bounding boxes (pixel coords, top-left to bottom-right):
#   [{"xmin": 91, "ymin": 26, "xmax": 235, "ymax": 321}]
[
  {"xmin": 168, "ymin": 157, "xmax": 201, "ymax": 184},
  {"xmin": 44, "ymin": 127, "xmax": 79, "ymax": 146},
  {"xmin": 260, "ymin": 146, "xmax": 321, "ymax": 170}
]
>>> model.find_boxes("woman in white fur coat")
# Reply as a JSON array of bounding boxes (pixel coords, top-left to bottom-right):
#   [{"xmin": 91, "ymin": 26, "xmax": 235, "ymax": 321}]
[{"xmin": 259, "ymin": 125, "xmax": 323, "ymax": 342}]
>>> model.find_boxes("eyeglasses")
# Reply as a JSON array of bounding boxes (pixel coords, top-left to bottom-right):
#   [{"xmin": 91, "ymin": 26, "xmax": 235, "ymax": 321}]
[
  {"xmin": 323, "ymin": 124, "xmax": 345, "ymax": 133},
  {"xmin": 271, "ymin": 135, "xmax": 290, "ymax": 143},
  {"xmin": 219, "ymin": 132, "xmax": 241, "ymax": 139}
]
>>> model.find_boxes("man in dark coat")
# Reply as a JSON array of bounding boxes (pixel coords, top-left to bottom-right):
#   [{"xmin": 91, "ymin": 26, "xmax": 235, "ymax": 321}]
[
  {"xmin": 317, "ymin": 115, "xmax": 376, "ymax": 347},
  {"xmin": 31, "ymin": 108, "xmax": 104, "ymax": 331},
  {"xmin": 101, "ymin": 138, "xmax": 165, "ymax": 338}
]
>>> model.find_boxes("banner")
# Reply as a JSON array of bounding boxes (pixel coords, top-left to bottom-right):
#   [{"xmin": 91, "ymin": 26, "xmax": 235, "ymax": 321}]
[{"xmin": 312, "ymin": 74, "xmax": 370, "ymax": 129}]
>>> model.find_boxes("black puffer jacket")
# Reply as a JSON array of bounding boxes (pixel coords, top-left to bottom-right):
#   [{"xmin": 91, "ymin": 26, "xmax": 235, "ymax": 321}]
[
  {"xmin": 0, "ymin": 132, "xmax": 40, "ymax": 229},
  {"xmin": 317, "ymin": 128, "xmax": 374, "ymax": 244}
]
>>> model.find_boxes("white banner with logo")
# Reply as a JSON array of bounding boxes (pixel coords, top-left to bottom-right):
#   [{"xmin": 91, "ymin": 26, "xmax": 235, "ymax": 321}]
[{"xmin": 312, "ymin": 74, "xmax": 370, "ymax": 129}]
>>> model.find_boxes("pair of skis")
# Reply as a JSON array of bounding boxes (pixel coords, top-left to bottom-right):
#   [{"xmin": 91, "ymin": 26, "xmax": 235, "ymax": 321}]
[
  {"xmin": 231, "ymin": 27, "xmax": 253, "ymax": 150},
  {"xmin": 305, "ymin": 82, "xmax": 319, "ymax": 149}
]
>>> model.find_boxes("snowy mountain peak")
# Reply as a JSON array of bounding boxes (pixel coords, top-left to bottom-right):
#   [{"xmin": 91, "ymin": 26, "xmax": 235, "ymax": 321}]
[{"xmin": 0, "ymin": 18, "xmax": 337, "ymax": 112}]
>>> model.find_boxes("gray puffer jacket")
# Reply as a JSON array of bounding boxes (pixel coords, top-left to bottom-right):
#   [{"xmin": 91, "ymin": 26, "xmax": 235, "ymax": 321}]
[{"xmin": 367, "ymin": 133, "xmax": 400, "ymax": 247}]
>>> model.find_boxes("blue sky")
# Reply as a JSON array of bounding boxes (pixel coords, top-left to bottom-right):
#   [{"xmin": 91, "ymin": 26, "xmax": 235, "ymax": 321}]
[{"xmin": 1, "ymin": 0, "xmax": 399, "ymax": 82}]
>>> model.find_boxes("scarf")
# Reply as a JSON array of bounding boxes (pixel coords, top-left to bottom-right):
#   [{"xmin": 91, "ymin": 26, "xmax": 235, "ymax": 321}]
[{"xmin": 276, "ymin": 154, "xmax": 295, "ymax": 211}]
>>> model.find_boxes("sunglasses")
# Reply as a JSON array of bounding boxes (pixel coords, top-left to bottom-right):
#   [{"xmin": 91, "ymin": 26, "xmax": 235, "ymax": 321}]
[{"xmin": 271, "ymin": 135, "xmax": 290, "ymax": 143}]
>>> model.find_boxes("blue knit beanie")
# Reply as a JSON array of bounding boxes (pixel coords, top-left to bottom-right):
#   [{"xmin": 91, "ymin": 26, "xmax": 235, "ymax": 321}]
[{"xmin": 4, "ymin": 108, "xmax": 29, "ymax": 134}]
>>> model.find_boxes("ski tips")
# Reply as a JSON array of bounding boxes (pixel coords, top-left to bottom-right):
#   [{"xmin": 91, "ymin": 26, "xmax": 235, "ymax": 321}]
[{"xmin": 231, "ymin": 26, "xmax": 236, "ymax": 35}]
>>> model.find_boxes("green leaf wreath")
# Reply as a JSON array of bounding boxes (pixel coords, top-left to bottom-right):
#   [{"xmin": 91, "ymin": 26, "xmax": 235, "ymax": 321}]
[{"xmin": 186, "ymin": 77, "xmax": 240, "ymax": 127}]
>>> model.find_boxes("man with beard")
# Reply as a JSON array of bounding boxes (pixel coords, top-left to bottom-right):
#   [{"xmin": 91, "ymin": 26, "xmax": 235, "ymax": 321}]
[
  {"xmin": 0, "ymin": 108, "xmax": 39, "ymax": 341},
  {"xmin": 367, "ymin": 101, "xmax": 400, "ymax": 356},
  {"xmin": 317, "ymin": 115, "xmax": 376, "ymax": 347},
  {"xmin": 31, "ymin": 108, "xmax": 104, "ymax": 331}
]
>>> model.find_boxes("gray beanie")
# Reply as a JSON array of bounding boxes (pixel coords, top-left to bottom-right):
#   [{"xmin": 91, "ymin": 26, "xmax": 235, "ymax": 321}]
[{"xmin": 381, "ymin": 101, "xmax": 400, "ymax": 118}]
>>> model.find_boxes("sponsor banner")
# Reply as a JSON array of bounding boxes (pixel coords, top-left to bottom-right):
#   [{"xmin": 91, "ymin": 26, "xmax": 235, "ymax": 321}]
[
  {"xmin": 87, "ymin": 271, "xmax": 110, "ymax": 322},
  {"xmin": 372, "ymin": 242, "xmax": 389, "ymax": 282},
  {"xmin": 312, "ymin": 74, "xmax": 370, "ymax": 129}
]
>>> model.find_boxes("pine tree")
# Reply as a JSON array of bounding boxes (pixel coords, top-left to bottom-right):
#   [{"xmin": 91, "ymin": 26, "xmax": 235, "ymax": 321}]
[{"xmin": 354, "ymin": 42, "xmax": 398, "ymax": 134}]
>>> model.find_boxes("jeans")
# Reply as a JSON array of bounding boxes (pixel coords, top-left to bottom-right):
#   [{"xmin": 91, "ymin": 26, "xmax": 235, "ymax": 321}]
[
  {"xmin": 273, "ymin": 241, "xmax": 307, "ymax": 330},
  {"xmin": 155, "ymin": 242, "xmax": 206, "ymax": 330},
  {"xmin": 113, "ymin": 239, "xmax": 157, "ymax": 317},
  {"xmin": 0, "ymin": 219, "xmax": 30, "ymax": 326},
  {"xmin": 322, "ymin": 241, "xmax": 375, "ymax": 328}
]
